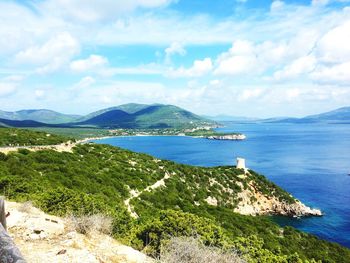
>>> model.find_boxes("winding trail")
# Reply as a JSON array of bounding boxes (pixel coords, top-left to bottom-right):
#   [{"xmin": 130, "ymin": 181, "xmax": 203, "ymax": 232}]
[
  {"xmin": 0, "ymin": 136, "xmax": 113, "ymax": 155},
  {"xmin": 124, "ymin": 172, "xmax": 171, "ymax": 218}
]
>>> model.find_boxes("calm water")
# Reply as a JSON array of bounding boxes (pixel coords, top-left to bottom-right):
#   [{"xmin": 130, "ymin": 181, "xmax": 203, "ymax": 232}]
[{"xmin": 93, "ymin": 123, "xmax": 350, "ymax": 248}]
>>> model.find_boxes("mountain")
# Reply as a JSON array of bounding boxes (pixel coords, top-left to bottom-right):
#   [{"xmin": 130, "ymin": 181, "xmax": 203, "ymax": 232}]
[
  {"xmin": 76, "ymin": 104, "xmax": 215, "ymax": 128},
  {"xmin": 0, "ymin": 104, "xmax": 215, "ymax": 129},
  {"xmin": 266, "ymin": 107, "xmax": 350, "ymax": 124},
  {"xmin": 303, "ymin": 106, "xmax": 350, "ymax": 122},
  {"xmin": 0, "ymin": 109, "xmax": 81, "ymax": 124},
  {"xmin": 0, "ymin": 118, "xmax": 52, "ymax": 128}
]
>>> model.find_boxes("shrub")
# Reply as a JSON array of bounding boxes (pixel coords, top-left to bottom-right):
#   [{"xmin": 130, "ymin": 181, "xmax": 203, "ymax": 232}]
[
  {"xmin": 38, "ymin": 187, "xmax": 107, "ymax": 216},
  {"xmin": 160, "ymin": 236, "xmax": 244, "ymax": 263},
  {"xmin": 18, "ymin": 201, "xmax": 34, "ymax": 213},
  {"xmin": 126, "ymin": 210, "xmax": 231, "ymax": 256},
  {"xmin": 66, "ymin": 213, "xmax": 113, "ymax": 235}
]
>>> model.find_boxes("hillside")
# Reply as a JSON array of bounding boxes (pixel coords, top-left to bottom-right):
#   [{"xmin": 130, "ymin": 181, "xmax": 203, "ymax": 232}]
[
  {"xmin": 302, "ymin": 106, "xmax": 350, "ymax": 122},
  {"xmin": 0, "ymin": 128, "xmax": 349, "ymax": 262},
  {"xmin": 0, "ymin": 109, "xmax": 81, "ymax": 124},
  {"xmin": 0, "ymin": 128, "xmax": 73, "ymax": 147},
  {"xmin": 265, "ymin": 106, "xmax": 350, "ymax": 124},
  {"xmin": 0, "ymin": 104, "xmax": 216, "ymax": 129},
  {"xmin": 76, "ymin": 104, "xmax": 215, "ymax": 129}
]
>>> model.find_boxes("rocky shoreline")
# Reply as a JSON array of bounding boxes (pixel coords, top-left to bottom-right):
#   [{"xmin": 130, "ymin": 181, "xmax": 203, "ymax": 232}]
[{"xmin": 233, "ymin": 179, "xmax": 322, "ymax": 217}]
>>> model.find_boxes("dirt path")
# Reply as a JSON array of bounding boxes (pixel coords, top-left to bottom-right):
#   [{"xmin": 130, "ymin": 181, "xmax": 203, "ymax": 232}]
[
  {"xmin": 0, "ymin": 136, "xmax": 113, "ymax": 155},
  {"xmin": 124, "ymin": 172, "xmax": 171, "ymax": 218}
]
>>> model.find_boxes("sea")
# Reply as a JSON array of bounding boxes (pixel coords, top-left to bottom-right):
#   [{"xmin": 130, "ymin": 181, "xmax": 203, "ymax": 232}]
[{"xmin": 93, "ymin": 122, "xmax": 350, "ymax": 248}]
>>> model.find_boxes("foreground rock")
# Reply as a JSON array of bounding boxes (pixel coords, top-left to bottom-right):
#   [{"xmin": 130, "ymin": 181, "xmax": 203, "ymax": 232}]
[{"xmin": 5, "ymin": 201, "xmax": 153, "ymax": 263}]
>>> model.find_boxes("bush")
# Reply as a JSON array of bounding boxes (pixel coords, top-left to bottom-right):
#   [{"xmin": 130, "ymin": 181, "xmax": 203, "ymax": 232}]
[
  {"xmin": 38, "ymin": 187, "xmax": 107, "ymax": 216},
  {"xmin": 126, "ymin": 210, "xmax": 231, "ymax": 256},
  {"xmin": 160, "ymin": 237, "xmax": 244, "ymax": 263},
  {"xmin": 66, "ymin": 213, "xmax": 113, "ymax": 235}
]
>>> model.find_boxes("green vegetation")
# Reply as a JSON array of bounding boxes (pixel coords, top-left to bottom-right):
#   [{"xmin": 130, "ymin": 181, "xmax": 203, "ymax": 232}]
[
  {"xmin": 30, "ymin": 127, "xmax": 110, "ymax": 140},
  {"xmin": 0, "ymin": 109, "xmax": 80, "ymax": 124},
  {"xmin": 184, "ymin": 129, "xmax": 240, "ymax": 137},
  {"xmin": 75, "ymin": 104, "xmax": 215, "ymax": 129},
  {"xmin": 0, "ymin": 128, "xmax": 73, "ymax": 146},
  {"xmin": 0, "ymin": 128, "xmax": 349, "ymax": 262}
]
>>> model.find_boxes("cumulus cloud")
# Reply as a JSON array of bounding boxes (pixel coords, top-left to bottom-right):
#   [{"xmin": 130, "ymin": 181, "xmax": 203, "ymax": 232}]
[
  {"xmin": 167, "ymin": 58, "xmax": 213, "ymax": 77},
  {"xmin": 165, "ymin": 42, "xmax": 186, "ymax": 63},
  {"xmin": 311, "ymin": 62, "xmax": 350, "ymax": 84},
  {"xmin": 214, "ymin": 40, "xmax": 259, "ymax": 75},
  {"xmin": 15, "ymin": 32, "xmax": 80, "ymax": 74},
  {"xmin": 273, "ymin": 55, "xmax": 317, "ymax": 81},
  {"xmin": 315, "ymin": 20, "xmax": 350, "ymax": 63},
  {"xmin": 70, "ymin": 55, "xmax": 108, "ymax": 73}
]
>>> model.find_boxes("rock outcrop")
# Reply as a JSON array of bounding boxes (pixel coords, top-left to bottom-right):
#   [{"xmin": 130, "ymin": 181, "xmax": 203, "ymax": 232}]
[
  {"xmin": 234, "ymin": 180, "xmax": 322, "ymax": 217},
  {"xmin": 5, "ymin": 201, "xmax": 153, "ymax": 263}
]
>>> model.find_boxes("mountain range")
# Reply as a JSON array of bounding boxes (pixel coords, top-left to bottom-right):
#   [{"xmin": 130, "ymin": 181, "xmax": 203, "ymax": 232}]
[
  {"xmin": 0, "ymin": 104, "xmax": 215, "ymax": 129},
  {"xmin": 0, "ymin": 104, "xmax": 349, "ymax": 129},
  {"xmin": 204, "ymin": 106, "xmax": 350, "ymax": 124}
]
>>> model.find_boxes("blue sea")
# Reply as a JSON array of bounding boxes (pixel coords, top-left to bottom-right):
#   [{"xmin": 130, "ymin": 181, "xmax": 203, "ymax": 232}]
[{"xmin": 93, "ymin": 122, "xmax": 350, "ymax": 248}]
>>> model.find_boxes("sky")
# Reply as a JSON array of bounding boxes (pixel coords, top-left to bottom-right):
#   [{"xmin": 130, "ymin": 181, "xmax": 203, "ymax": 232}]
[{"xmin": 1, "ymin": 0, "xmax": 350, "ymax": 117}]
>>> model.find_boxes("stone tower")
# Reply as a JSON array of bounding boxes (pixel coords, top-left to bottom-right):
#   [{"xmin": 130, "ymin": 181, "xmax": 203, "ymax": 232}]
[{"xmin": 236, "ymin": 158, "xmax": 246, "ymax": 169}]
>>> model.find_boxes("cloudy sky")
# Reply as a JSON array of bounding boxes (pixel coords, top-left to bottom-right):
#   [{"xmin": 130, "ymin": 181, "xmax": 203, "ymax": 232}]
[{"xmin": 1, "ymin": 0, "xmax": 350, "ymax": 117}]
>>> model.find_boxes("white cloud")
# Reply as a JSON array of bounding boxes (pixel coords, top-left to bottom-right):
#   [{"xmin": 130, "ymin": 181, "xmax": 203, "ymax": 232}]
[
  {"xmin": 75, "ymin": 76, "xmax": 96, "ymax": 88},
  {"xmin": 15, "ymin": 32, "xmax": 80, "ymax": 74},
  {"xmin": 311, "ymin": 61, "xmax": 350, "ymax": 84},
  {"xmin": 0, "ymin": 82, "xmax": 17, "ymax": 97},
  {"xmin": 70, "ymin": 55, "xmax": 108, "ymax": 73},
  {"xmin": 34, "ymin": 89, "xmax": 46, "ymax": 100},
  {"xmin": 273, "ymin": 55, "xmax": 317, "ymax": 81},
  {"xmin": 315, "ymin": 20, "xmax": 350, "ymax": 63},
  {"xmin": 167, "ymin": 58, "xmax": 213, "ymax": 77},
  {"xmin": 214, "ymin": 40, "xmax": 259, "ymax": 75},
  {"xmin": 271, "ymin": 1, "xmax": 285, "ymax": 12},
  {"xmin": 312, "ymin": 0, "xmax": 330, "ymax": 6},
  {"xmin": 39, "ymin": 0, "xmax": 174, "ymax": 22},
  {"xmin": 238, "ymin": 88, "xmax": 263, "ymax": 101},
  {"xmin": 165, "ymin": 42, "xmax": 186, "ymax": 63}
]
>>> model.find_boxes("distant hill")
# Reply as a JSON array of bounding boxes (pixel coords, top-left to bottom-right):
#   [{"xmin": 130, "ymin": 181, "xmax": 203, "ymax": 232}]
[
  {"xmin": 0, "ymin": 104, "xmax": 215, "ymax": 129},
  {"xmin": 303, "ymin": 107, "xmax": 350, "ymax": 122},
  {"xmin": 77, "ymin": 104, "xmax": 215, "ymax": 128},
  {"xmin": 267, "ymin": 107, "xmax": 350, "ymax": 124},
  {"xmin": 0, "ymin": 109, "xmax": 81, "ymax": 124},
  {"xmin": 0, "ymin": 118, "xmax": 52, "ymax": 128}
]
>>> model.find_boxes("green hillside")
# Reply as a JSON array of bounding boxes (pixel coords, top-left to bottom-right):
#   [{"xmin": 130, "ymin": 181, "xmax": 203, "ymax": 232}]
[
  {"xmin": 0, "ymin": 128, "xmax": 72, "ymax": 146},
  {"xmin": 0, "ymin": 128, "xmax": 349, "ymax": 262},
  {"xmin": 76, "ymin": 104, "xmax": 215, "ymax": 129},
  {"xmin": 0, "ymin": 109, "xmax": 81, "ymax": 124}
]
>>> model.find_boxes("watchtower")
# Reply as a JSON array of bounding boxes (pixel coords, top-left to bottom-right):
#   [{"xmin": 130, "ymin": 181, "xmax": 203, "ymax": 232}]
[{"xmin": 236, "ymin": 157, "xmax": 246, "ymax": 169}]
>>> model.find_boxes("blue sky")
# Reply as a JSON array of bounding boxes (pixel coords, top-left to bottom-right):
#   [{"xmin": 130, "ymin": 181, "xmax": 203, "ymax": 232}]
[{"xmin": 1, "ymin": 0, "xmax": 350, "ymax": 117}]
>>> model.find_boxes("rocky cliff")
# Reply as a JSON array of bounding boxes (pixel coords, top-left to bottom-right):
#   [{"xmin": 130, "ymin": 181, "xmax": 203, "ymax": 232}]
[{"xmin": 233, "ymin": 179, "xmax": 322, "ymax": 217}]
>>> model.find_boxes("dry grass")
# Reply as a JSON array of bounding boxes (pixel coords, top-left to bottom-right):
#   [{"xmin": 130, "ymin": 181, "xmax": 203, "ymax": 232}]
[
  {"xmin": 159, "ymin": 237, "xmax": 245, "ymax": 263},
  {"xmin": 66, "ymin": 214, "xmax": 113, "ymax": 235},
  {"xmin": 18, "ymin": 201, "xmax": 34, "ymax": 213}
]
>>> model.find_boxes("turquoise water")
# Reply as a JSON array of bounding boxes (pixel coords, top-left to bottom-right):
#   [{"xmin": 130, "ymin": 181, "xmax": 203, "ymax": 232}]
[{"xmin": 93, "ymin": 123, "xmax": 350, "ymax": 248}]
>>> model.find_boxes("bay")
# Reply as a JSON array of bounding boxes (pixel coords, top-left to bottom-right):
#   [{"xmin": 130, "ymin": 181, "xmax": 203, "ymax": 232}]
[{"xmin": 93, "ymin": 122, "xmax": 350, "ymax": 248}]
